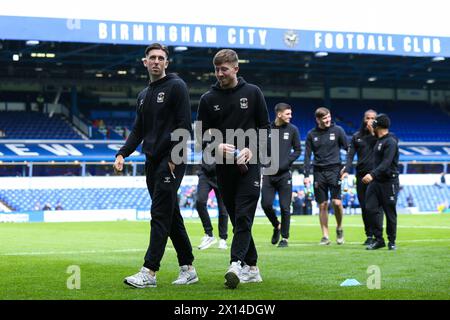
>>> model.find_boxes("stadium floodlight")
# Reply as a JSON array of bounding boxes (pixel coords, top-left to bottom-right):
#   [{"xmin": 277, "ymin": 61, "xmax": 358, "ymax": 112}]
[
  {"xmin": 368, "ymin": 77, "xmax": 377, "ymax": 82},
  {"xmin": 238, "ymin": 59, "xmax": 250, "ymax": 64},
  {"xmin": 26, "ymin": 40, "xmax": 40, "ymax": 46},
  {"xmin": 12, "ymin": 54, "xmax": 19, "ymax": 61},
  {"xmin": 431, "ymin": 56, "xmax": 445, "ymax": 62},
  {"xmin": 426, "ymin": 79, "xmax": 435, "ymax": 84},
  {"xmin": 314, "ymin": 51, "xmax": 328, "ymax": 57},
  {"xmin": 174, "ymin": 46, "xmax": 188, "ymax": 52},
  {"xmin": 117, "ymin": 70, "xmax": 127, "ymax": 75}
]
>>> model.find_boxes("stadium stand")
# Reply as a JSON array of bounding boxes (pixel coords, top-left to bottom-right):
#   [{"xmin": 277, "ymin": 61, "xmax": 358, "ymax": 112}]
[
  {"xmin": 0, "ymin": 111, "xmax": 83, "ymax": 140},
  {"xmin": 83, "ymin": 98, "xmax": 450, "ymax": 142},
  {"xmin": 0, "ymin": 184, "xmax": 448, "ymax": 213}
]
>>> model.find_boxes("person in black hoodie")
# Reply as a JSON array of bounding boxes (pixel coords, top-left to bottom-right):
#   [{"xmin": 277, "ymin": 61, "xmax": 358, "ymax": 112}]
[
  {"xmin": 261, "ymin": 103, "xmax": 301, "ymax": 248},
  {"xmin": 304, "ymin": 107, "xmax": 348, "ymax": 245},
  {"xmin": 114, "ymin": 43, "xmax": 198, "ymax": 288},
  {"xmin": 341, "ymin": 109, "xmax": 379, "ymax": 246},
  {"xmin": 363, "ymin": 113, "xmax": 400, "ymax": 251},
  {"xmin": 197, "ymin": 49, "xmax": 270, "ymax": 289},
  {"xmin": 195, "ymin": 145, "xmax": 229, "ymax": 250}
]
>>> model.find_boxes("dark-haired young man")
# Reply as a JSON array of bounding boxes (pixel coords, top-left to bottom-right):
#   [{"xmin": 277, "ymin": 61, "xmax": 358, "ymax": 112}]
[
  {"xmin": 363, "ymin": 113, "xmax": 400, "ymax": 251},
  {"xmin": 304, "ymin": 107, "xmax": 348, "ymax": 245},
  {"xmin": 341, "ymin": 109, "xmax": 378, "ymax": 246},
  {"xmin": 261, "ymin": 103, "xmax": 301, "ymax": 247},
  {"xmin": 114, "ymin": 43, "xmax": 197, "ymax": 288},
  {"xmin": 197, "ymin": 49, "xmax": 270, "ymax": 289}
]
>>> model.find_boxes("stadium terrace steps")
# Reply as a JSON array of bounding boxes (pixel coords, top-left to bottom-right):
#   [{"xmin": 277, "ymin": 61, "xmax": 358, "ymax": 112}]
[{"xmin": 0, "ymin": 184, "xmax": 448, "ymax": 213}]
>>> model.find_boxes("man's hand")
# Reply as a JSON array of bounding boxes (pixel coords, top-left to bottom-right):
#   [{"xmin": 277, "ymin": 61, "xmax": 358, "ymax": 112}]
[
  {"xmin": 362, "ymin": 173, "xmax": 373, "ymax": 184},
  {"xmin": 114, "ymin": 155, "xmax": 124, "ymax": 173},
  {"xmin": 304, "ymin": 177, "xmax": 310, "ymax": 186},
  {"xmin": 367, "ymin": 120, "xmax": 375, "ymax": 135},
  {"xmin": 168, "ymin": 161, "xmax": 176, "ymax": 178},
  {"xmin": 218, "ymin": 143, "xmax": 236, "ymax": 160},
  {"xmin": 236, "ymin": 148, "xmax": 252, "ymax": 165}
]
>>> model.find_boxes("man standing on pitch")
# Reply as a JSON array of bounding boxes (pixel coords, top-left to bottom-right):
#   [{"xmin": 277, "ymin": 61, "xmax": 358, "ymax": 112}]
[
  {"xmin": 363, "ymin": 113, "xmax": 400, "ymax": 251},
  {"xmin": 261, "ymin": 103, "xmax": 301, "ymax": 248},
  {"xmin": 197, "ymin": 49, "xmax": 270, "ymax": 289},
  {"xmin": 114, "ymin": 43, "xmax": 198, "ymax": 288},
  {"xmin": 304, "ymin": 107, "xmax": 348, "ymax": 245},
  {"xmin": 341, "ymin": 109, "xmax": 378, "ymax": 246},
  {"xmin": 195, "ymin": 148, "xmax": 229, "ymax": 250}
]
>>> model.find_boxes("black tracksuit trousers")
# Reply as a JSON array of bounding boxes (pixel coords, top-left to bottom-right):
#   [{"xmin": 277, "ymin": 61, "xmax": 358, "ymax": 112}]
[
  {"xmin": 261, "ymin": 171, "xmax": 292, "ymax": 239},
  {"xmin": 365, "ymin": 179, "xmax": 399, "ymax": 244},
  {"xmin": 143, "ymin": 156, "xmax": 194, "ymax": 271},
  {"xmin": 196, "ymin": 172, "xmax": 229, "ymax": 240},
  {"xmin": 216, "ymin": 163, "xmax": 261, "ymax": 266},
  {"xmin": 356, "ymin": 174, "xmax": 374, "ymax": 238}
]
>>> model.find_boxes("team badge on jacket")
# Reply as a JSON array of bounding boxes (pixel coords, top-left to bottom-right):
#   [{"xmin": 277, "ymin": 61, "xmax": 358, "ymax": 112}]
[
  {"xmin": 240, "ymin": 98, "xmax": 248, "ymax": 109},
  {"xmin": 157, "ymin": 92, "xmax": 165, "ymax": 103},
  {"xmin": 284, "ymin": 132, "xmax": 290, "ymax": 140},
  {"xmin": 213, "ymin": 105, "xmax": 221, "ymax": 111},
  {"xmin": 330, "ymin": 133, "xmax": 335, "ymax": 140}
]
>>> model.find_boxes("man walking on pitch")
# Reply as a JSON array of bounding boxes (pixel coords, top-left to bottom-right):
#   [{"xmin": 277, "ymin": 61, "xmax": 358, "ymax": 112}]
[
  {"xmin": 341, "ymin": 109, "xmax": 379, "ymax": 246},
  {"xmin": 197, "ymin": 49, "xmax": 270, "ymax": 289},
  {"xmin": 261, "ymin": 103, "xmax": 301, "ymax": 247},
  {"xmin": 196, "ymin": 150, "xmax": 229, "ymax": 250},
  {"xmin": 114, "ymin": 43, "xmax": 198, "ymax": 288},
  {"xmin": 304, "ymin": 107, "xmax": 348, "ymax": 245},
  {"xmin": 363, "ymin": 113, "xmax": 400, "ymax": 251}
]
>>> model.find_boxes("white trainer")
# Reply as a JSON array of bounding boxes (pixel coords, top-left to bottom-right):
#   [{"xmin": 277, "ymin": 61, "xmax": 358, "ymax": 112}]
[
  {"xmin": 172, "ymin": 265, "xmax": 199, "ymax": 285},
  {"xmin": 336, "ymin": 228, "xmax": 345, "ymax": 245},
  {"xmin": 240, "ymin": 265, "xmax": 263, "ymax": 283},
  {"xmin": 224, "ymin": 261, "xmax": 242, "ymax": 289},
  {"xmin": 124, "ymin": 267, "xmax": 157, "ymax": 288},
  {"xmin": 218, "ymin": 239, "xmax": 228, "ymax": 249},
  {"xmin": 198, "ymin": 235, "xmax": 217, "ymax": 250}
]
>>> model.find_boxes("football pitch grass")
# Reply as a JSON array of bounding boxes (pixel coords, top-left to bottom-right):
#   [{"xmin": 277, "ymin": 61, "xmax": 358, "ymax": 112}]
[{"xmin": 1, "ymin": 214, "xmax": 449, "ymax": 300}]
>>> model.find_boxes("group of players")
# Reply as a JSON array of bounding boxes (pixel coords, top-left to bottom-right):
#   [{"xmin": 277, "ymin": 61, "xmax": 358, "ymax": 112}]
[{"xmin": 113, "ymin": 43, "xmax": 400, "ymax": 290}]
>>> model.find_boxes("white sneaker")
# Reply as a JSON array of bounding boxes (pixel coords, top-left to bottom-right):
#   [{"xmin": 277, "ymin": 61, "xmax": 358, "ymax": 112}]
[
  {"xmin": 240, "ymin": 265, "xmax": 263, "ymax": 283},
  {"xmin": 336, "ymin": 228, "xmax": 345, "ymax": 245},
  {"xmin": 224, "ymin": 261, "xmax": 242, "ymax": 289},
  {"xmin": 172, "ymin": 265, "xmax": 199, "ymax": 285},
  {"xmin": 198, "ymin": 235, "xmax": 217, "ymax": 250},
  {"xmin": 124, "ymin": 267, "xmax": 157, "ymax": 288},
  {"xmin": 218, "ymin": 239, "xmax": 228, "ymax": 249}
]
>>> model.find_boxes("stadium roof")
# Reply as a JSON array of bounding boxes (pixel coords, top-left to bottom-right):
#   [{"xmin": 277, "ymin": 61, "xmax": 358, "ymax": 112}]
[{"xmin": 1, "ymin": 40, "xmax": 450, "ymax": 91}]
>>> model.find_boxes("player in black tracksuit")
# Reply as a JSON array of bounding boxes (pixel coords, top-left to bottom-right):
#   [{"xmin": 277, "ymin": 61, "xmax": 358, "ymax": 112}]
[
  {"xmin": 304, "ymin": 107, "xmax": 348, "ymax": 245},
  {"xmin": 115, "ymin": 44, "xmax": 197, "ymax": 287},
  {"xmin": 195, "ymin": 156, "xmax": 229, "ymax": 249},
  {"xmin": 342, "ymin": 109, "xmax": 379, "ymax": 246},
  {"xmin": 197, "ymin": 49, "xmax": 270, "ymax": 289},
  {"xmin": 261, "ymin": 103, "xmax": 301, "ymax": 247},
  {"xmin": 363, "ymin": 114, "xmax": 400, "ymax": 251}
]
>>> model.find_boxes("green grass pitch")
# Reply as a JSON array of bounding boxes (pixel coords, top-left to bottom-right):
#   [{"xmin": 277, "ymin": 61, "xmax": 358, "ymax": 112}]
[{"xmin": 1, "ymin": 214, "xmax": 449, "ymax": 300}]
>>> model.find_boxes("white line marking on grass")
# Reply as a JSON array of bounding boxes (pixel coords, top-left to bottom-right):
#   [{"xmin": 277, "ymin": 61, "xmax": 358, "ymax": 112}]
[
  {"xmin": 286, "ymin": 239, "xmax": 450, "ymax": 246},
  {"xmin": 0, "ymin": 248, "xmax": 151, "ymax": 256},
  {"xmin": 251, "ymin": 222, "xmax": 450, "ymax": 229}
]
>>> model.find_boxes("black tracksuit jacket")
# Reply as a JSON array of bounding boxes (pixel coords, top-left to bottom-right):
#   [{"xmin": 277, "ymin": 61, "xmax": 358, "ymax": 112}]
[
  {"xmin": 371, "ymin": 133, "xmax": 400, "ymax": 182},
  {"xmin": 304, "ymin": 123, "xmax": 348, "ymax": 178},
  {"xmin": 196, "ymin": 77, "xmax": 270, "ymax": 158},
  {"xmin": 267, "ymin": 121, "xmax": 301, "ymax": 175},
  {"xmin": 116, "ymin": 73, "xmax": 192, "ymax": 163},
  {"xmin": 344, "ymin": 129, "xmax": 378, "ymax": 176}
]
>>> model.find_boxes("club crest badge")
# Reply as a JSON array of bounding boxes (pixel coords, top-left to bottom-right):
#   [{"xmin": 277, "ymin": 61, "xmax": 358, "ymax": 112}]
[
  {"xmin": 240, "ymin": 98, "xmax": 248, "ymax": 109},
  {"xmin": 157, "ymin": 92, "xmax": 165, "ymax": 103}
]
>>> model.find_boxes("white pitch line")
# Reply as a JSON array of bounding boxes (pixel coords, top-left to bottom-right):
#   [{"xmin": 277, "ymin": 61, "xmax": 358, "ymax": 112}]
[
  {"xmin": 251, "ymin": 222, "xmax": 450, "ymax": 229},
  {"xmin": 0, "ymin": 248, "xmax": 147, "ymax": 256},
  {"xmin": 287, "ymin": 239, "xmax": 450, "ymax": 246},
  {"xmin": 2, "ymin": 239, "xmax": 449, "ymax": 256}
]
